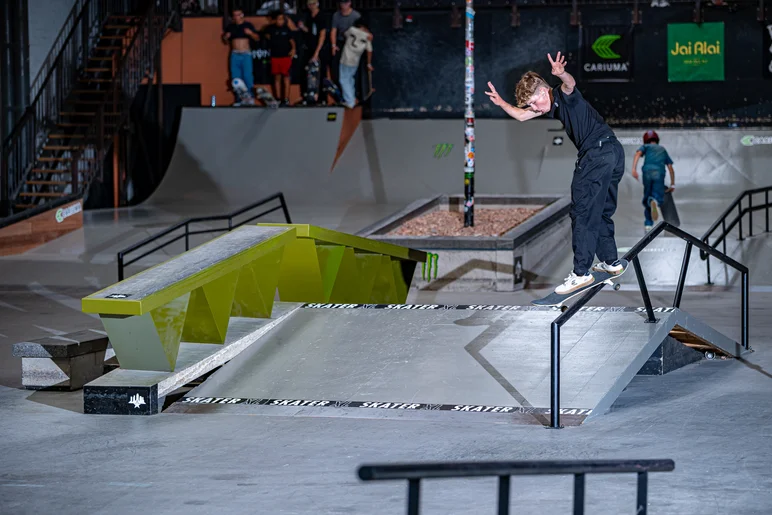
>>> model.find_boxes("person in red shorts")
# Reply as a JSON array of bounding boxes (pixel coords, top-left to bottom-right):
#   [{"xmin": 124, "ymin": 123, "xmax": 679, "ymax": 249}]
[{"xmin": 264, "ymin": 12, "xmax": 296, "ymax": 106}]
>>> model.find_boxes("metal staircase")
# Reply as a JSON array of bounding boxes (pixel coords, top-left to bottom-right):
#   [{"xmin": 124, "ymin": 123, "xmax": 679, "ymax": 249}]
[{"xmin": 0, "ymin": 0, "xmax": 176, "ymax": 216}]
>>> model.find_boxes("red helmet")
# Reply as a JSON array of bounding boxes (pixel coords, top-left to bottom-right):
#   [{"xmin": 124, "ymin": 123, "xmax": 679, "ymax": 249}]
[{"xmin": 643, "ymin": 130, "xmax": 659, "ymax": 144}]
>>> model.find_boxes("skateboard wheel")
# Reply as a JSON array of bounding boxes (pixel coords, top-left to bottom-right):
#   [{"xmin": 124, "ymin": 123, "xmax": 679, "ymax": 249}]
[
  {"xmin": 613, "ymin": 283, "xmax": 621, "ymax": 291},
  {"xmin": 705, "ymin": 351, "xmax": 716, "ymax": 360},
  {"xmin": 560, "ymin": 306, "xmax": 568, "ymax": 313}
]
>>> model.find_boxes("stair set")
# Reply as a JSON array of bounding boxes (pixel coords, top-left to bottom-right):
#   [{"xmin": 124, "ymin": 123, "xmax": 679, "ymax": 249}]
[{"xmin": 1, "ymin": 0, "xmax": 176, "ymax": 216}]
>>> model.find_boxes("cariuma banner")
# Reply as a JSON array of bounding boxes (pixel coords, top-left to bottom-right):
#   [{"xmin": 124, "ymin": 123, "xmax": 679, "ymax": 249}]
[
  {"xmin": 668, "ymin": 22, "xmax": 725, "ymax": 82},
  {"xmin": 581, "ymin": 26, "xmax": 633, "ymax": 82}
]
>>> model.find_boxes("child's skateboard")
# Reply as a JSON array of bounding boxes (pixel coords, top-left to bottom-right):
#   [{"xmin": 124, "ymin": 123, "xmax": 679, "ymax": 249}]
[
  {"xmin": 304, "ymin": 59, "xmax": 321, "ymax": 105},
  {"xmin": 322, "ymin": 78, "xmax": 344, "ymax": 105},
  {"xmin": 231, "ymin": 78, "xmax": 255, "ymax": 106},
  {"xmin": 661, "ymin": 190, "xmax": 680, "ymax": 227},
  {"xmin": 256, "ymin": 87, "xmax": 279, "ymax": 108},
  {"xmin": 532, "ymin": 259, "xmax": 629, "ymax": 310},
  {"xmin": 362, "ymin": 67, "xmax": 374, "ymax": 102}
]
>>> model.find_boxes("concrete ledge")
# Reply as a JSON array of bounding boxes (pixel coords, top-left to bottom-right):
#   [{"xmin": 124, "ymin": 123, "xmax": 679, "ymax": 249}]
[
  {"xmin": 13, "ymin": 329, "xmax": 109, "ymax": 391},
  {"xmin": 83, "ymin": 302, "xmax": 302, "ymax": 415}
]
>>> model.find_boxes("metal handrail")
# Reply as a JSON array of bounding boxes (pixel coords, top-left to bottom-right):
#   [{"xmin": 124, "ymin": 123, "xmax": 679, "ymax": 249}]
[
  {"xmin": 117, "ymin": 193, "xmax": 292, "ymax": 280},
  {"xmin": 699, "ymin": 185, "xmax": 772, "ymax": 284},
  {"xmin": 549, "ymin": 221, "xmax": 749, "ymax": 428},
  {"xmin": 29, "ymin": 0, "xmax": 88, "ymax": 103},
  {"xmin": 358, "ymin": 459, "xmax": 675, "ymax": 515}
]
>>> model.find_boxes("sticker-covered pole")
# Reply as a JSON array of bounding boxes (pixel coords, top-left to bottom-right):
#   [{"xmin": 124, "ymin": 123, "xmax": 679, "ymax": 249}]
[{"xmin": 463, "ymin": 0, "xmax": 475, "ymax": 227}]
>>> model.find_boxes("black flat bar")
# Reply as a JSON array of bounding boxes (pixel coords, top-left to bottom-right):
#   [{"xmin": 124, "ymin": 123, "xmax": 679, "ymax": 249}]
[
  {"xmin": 358, "ymin": 460, "xmax": 676, "ymax": 481},
  {"xmin": 673, "ymin": 242, "xmax": 692, "ymax": 309},
  {"xmin": 573, "ymin": 473, "xmax": 585, "ymax": 515},
  {"xmin": 497, "ymin": 476, "xmax": 510, "ymax": 515},
  {"xmin": 550, "ymin": 322, "xmax": 561, "ymax": 428},
  {"xmin": 636, "ymin": 472, "xmax": 648, "ymax": 515},
  {"xmin": 407, "ymin": 479, "xmax": 420, "ymax": 515},
  {"xmin": 122, "ymin": 233, "xmax": 187, "ymax": 266},
  {"xmin": 632, "ymin": 256, "xmax": 657, "ymax": 322}
]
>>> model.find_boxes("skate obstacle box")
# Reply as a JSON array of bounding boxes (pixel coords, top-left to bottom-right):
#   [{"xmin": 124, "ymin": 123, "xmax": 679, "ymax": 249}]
[
  {"xmin": 12, "ymin": 329, "xmax": 109, "ymax": 391},
  {"xmin": 80, "ymin": 224, "xmax": 427, "ymax": 414}
]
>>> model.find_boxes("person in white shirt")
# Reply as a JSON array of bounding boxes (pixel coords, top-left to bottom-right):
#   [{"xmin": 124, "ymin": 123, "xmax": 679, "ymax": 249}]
[{"xmin": 338, "ymin": 20, "xmax": 373, "ymax": 108}]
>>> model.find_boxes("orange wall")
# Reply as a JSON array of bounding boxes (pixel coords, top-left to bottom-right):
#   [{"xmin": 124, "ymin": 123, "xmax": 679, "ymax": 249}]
[{"xmin": 161, "ymin": 17, "xmax": 301, "ymax": 106}]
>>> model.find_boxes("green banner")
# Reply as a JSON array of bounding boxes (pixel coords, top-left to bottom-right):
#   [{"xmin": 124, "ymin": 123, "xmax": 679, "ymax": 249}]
[{"xmin": 668, "ymin": 22, "xmax": 725, "ymax": 82}]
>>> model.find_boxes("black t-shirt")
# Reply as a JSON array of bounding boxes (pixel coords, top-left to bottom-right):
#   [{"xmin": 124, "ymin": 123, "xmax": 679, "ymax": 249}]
[
  {"xmin": 264, "ymin": 24, "xmax": 293, "ymax": 57},
  {"xmin": 225, "ymin": 21, "xmax": 257, "ymax": 41},
  {"xmin": 547, "ymin": 85, "xmax": 613, "ymax": 153},
  {"xmin": 303, "ymin": 12, "xmax": 329, "ymax": 54}
]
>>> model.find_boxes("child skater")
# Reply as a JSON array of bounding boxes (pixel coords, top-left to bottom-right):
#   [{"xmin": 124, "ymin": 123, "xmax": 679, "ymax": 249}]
[{"xmin": 631, "ymin": 130, "xmax": 675, "ymax": 231}]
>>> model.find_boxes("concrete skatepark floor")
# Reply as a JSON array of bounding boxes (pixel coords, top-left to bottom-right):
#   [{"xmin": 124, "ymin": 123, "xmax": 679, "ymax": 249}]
[{"xmin": 1, "ymin": 113, "xmax": 772, "ymax": 514}]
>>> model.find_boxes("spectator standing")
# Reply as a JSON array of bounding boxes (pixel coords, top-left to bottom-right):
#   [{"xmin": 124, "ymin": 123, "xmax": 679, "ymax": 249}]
[
  {"xmin": 339, "ymin": 20, "xmax": 372, "ymax": 108},
  {"xmin": 297, "ymin": 0, "xmax": 329, "ymax": 103},
  {"xmin": 264, "ymin": 12, "xmax": 297, "ymax": 106},
  {"xmin": 222, "ymin": 9, "xmax": 260, "ymax": 104},
  {"xmin": 329, "ymin": 0, "xmax": 360, "ymax": 86}
]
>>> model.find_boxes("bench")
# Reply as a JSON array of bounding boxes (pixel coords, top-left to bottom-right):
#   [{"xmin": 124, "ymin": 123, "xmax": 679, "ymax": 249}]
[
  {"xmin": 81, "ymin": 224, "xmax": 426, "ymax": 373},
  {"xmin": 12, "ymin": 329, "xmax": 110, "ymax": 390}
]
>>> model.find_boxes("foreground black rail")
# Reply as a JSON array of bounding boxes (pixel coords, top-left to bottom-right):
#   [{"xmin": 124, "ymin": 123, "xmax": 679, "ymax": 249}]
[
  {"xmin": 550, "ymin": 222, "xmax": 749, "ymax": 428},
  {"xmin": 117, "ymin": 193, "xmax": 291, "ymax": 280},
  {"xmin": 700, "ymin": 185, "xmax": 772, "ymax": 284},
  {"xmin": 358, "ymin": 459, "xmax": 675, "ymax": 515}
]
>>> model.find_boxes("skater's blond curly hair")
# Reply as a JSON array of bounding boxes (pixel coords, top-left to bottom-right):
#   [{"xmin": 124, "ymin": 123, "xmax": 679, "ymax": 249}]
[{"xmin": 515, "ymin": 72, "xmax": 549, "ymax": 107}]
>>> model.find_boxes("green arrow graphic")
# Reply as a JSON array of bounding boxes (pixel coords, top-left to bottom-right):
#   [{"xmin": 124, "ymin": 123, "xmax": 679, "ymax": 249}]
[{"xmin": 592, "ymin": 34, "xmax": 622, "ymax": 59}]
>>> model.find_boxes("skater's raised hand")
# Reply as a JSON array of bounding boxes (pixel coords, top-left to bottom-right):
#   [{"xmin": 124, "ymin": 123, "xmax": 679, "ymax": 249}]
[
  {"xmin": 548, "ymin": 52, "xmax": 567, "ymax": 76},
  {"xmin": 485, "ymin": 82, "xmax": 505, "ymax": 106}
]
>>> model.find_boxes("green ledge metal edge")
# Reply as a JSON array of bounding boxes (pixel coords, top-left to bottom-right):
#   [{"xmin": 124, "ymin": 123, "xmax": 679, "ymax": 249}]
[
  {"xmin": 82, "ymin": 227, "xmax": 297, "ymax": 316},
  {"xmin": 257, "ymin": 224, "xmax": 428, "ymax": 263}
]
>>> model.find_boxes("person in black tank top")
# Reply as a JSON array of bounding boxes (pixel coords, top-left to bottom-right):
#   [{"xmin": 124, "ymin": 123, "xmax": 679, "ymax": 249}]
[{"xmin": 485, "ymin": 52, "xmax": 625, "ymax": 295}]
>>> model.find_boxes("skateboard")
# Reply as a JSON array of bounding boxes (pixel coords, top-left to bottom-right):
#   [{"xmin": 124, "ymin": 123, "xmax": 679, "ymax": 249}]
[
  {"xmin": 362, "ymin": 67, "xmax": 374, "ymax": 102},
  {"xmin": 532, "ymin": 259, "xmax": 629, "ymax": 310},
  {"xmin": 256, "ymin": 87, "xmax": 279, "ymax": 108},
  {"xmin": 304, "ymin": 59, "xmax": 321, "ymax": 105},
  {"xmin": 661, "ymin": 190, "xmax": 681, "ymax": 227},
  {"xmin": 322, "ymin": 78, "xmax": 344, "ymax": 105},
  {"xmin": 231, "ymin": 78, "xmax": 255, "ymax": 106}
]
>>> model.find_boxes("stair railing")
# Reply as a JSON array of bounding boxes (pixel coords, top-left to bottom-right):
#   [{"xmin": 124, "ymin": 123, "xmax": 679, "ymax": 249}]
[
  {"xmin": 699, "ymin": 185, "xmax": 772, "ymax": 284},
  {"xmin": 0, "ymin": 0, "xmax": 162, "ymax": 216}
]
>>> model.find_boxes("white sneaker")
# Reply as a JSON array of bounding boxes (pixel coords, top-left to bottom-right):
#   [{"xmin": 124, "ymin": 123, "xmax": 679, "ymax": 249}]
[
  {"xmin": 650, "ymin": 199, "xmax": 659, "ymax": 222},
  {"xmin": 644, "ymin": 225, "xmax": 652, "ymax": 232},
  {"xmin": 592, "ymin": 260, "xmax": 624, "ymax": 275},
  {"xmin": 555, "ymin": 271, "xmax": 594, "ymax": 295}
]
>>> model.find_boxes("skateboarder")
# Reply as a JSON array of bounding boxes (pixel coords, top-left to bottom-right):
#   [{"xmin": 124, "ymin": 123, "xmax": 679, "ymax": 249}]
[
  {"xmin": 486, "ymin": 52, "xmax": 625, "ymax": 295},
  {"xmin": 297, "ymin": 0, "xmax": 329, "ymax": 104},
  {"xmin": 263, "ymin": 12, "xmax": 296, "ymax": 106},
  {"xmin": 631, "ymin": 130, "xmax": 676, "ymax": 232},
  {"xmin": 222, "ymin": 8, "xmax": 260, "ymax": 105}
]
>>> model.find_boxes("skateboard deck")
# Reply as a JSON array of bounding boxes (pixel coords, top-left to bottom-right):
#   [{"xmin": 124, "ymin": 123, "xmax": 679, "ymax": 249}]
[
  {"xmin": 256, "ymin": 87, "xmax": 279, "ymax": 108},
  {"xmin": 362, "ymin": 67, "xmax": 374, "ymax": 102},
  {"xmin": 304, "ymin": 60, "xmax": 321, "ymax": 105},
  {"xmin": 661, "ymin": 191, "xmax": 680, "ymax": 227},
  {"xmin": 532, "ymin": 259, "xmax": 629, "ymax": 308}
]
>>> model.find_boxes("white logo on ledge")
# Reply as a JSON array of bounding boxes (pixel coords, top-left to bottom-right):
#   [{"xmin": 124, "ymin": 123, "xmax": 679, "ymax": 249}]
[{"xmin": 129, "ymin": 394, "xmax": 146, "ymax": 409}]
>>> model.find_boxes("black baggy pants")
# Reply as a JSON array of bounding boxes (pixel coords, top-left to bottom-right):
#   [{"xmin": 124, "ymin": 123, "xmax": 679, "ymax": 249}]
[{"xmin": 570, "ymin": 136, "xmax": 625, "ymax": 275}]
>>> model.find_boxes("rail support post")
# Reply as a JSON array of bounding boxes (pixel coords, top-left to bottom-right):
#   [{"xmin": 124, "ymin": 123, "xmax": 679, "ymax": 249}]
[{"xmin": 550, "ymin": 322, "xmax": 562, "ymax": 429}]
